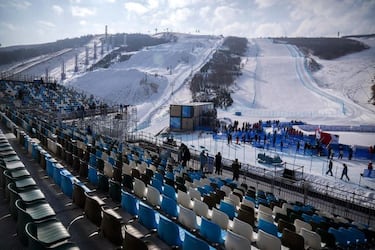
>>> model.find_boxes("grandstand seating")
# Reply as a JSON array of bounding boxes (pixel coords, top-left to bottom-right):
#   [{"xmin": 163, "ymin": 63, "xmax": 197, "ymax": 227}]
[
  {"xmin": 0, "ymin": 127, "xmax": 79, "ymax": 248},
  {"xmin": 1, "ymin": 97, "xmax": 375, "ymax": 250}
]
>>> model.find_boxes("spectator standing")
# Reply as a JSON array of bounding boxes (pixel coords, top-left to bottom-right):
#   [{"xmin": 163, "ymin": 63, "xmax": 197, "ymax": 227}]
[
  {"xmin": 231, "ymin": 158, "xmax": 241, "ymax": 181},
  {"xmin": 348, "ymin": 146, "xmax": 353, "ymax": 160},
  {"xmin": 327, "ymin": 146, "xmax": 334, "ymax": 159},
  {"xmin": 181, "ymin": 144, "xmax": 191, "ymax": 167},
  {"xmin": 227, "ymin": 133, "xmax": 232, "ymax": 144},
  {"xmin": 215, "ymin": 152, "xmax": 222, "ymax": 175},
  {"xmin": 200, "ymin": 150, "xmax": 207, "ymax": 172},
  {"xmin": 338, "ymin": 145, "xmax": 344, "ymax": 159},
  {"xmin": 368, "ymin": 161, "xmax": 373, "ymax": 177},
  {"xmin": 296, "ymin": 141, "xmax": 300, "ymax": 152},
  {"xmin": 340, "ymin": 163, "xmax": 350, "ymax": 181},
  {"xmin": 326, "ymin": 159, "xmax": 333, "ymax": 176},
  {"xmin": 86, "ymin": 125, "xmax": 92, "ymax": 135}
]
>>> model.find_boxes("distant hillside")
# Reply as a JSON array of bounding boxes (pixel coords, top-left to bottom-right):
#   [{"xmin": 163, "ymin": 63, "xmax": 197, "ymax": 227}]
[
  {"xmin": 342, "ymin": 34, "xmax": 375, "ymax": 39},
  {"xmin": 274, "ymin": 37, "xmax": 369, "ymax": 59},
  {"xmin": 0, "ymin": 35, "xmax": 94, "ymax": 66},
  {"xmin": 0, "ymin": 33, "xmax": 169, "ymax": 68}
]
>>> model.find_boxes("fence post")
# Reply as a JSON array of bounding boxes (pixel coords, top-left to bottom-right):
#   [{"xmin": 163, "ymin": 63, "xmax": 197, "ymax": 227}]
[{"xmin": 303, "ymin": 180, "xmax": 308, "ymax": 205}]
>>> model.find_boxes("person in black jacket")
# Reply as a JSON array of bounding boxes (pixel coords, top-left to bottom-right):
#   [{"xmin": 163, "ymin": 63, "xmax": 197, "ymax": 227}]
[
  {"xmin": 232, "ymin": 158, "xmax": 241, "ymax": 181},
  {"xmin": 340, "ymin": 163, "xmax": 350, "ymax": 181},
  {"xmin": 181, "ymin": 144, "xmax": 190, "ymax": 167},
  {"xmin": 215, "ymin": 152, "xmax": 222, "ymax": 175},
  {"xmin": 326, "ymin": 159, "xmax": 333, "ymax": 176}
]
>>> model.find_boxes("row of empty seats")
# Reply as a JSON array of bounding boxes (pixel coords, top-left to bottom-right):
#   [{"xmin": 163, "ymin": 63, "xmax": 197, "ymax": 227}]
[{"xmin": 0, "ymin": 128, "xmax": 79, "ymax": 249}]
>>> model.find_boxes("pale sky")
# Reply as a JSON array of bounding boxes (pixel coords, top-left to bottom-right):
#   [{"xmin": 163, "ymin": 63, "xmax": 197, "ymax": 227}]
[{"xmin": 0, "ymin": 0, "xmax": 374, "ymax": 47}]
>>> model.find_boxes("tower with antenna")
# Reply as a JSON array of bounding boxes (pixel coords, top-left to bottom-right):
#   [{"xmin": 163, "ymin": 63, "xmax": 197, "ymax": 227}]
[
  {"xmin": 61, "ymin": 60, "xmax": 66, "ymax": 81},
  {"xmin": 74, "ymin": 54, "xmax": 78, "ymax": 72},
  {"xmin": 85, "ymin": 46, "xmax": 89, "ymax": 65},
  {"xmin": 105, "ymin": 25, "xmax": 109, "ymax": 51},
  {"xmin": 45, "ymin": 68, "xmax": 49, "ymax": 82},
  {"xmin": 105, "ymin": 25, "xmax": 108, "ymax": 43},
  {"xmin": 94, "ymin": 42, "xmax": 97, "ymax": 60}
]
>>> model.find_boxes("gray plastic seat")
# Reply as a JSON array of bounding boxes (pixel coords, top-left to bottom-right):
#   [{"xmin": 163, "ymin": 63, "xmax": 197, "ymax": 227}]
[{"xmin": 25, "ymin": 218, "xmax": 71, "ymax": 249}]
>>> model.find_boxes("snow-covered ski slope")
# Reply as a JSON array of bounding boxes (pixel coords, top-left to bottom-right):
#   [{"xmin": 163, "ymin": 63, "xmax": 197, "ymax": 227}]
[
  {"xmin": 67, "ymin": 34, "xmax": 223, "ymax": 130},
  {"xmin": 221, "ymin": 38, "xmax": 375, "ymax": 128}
]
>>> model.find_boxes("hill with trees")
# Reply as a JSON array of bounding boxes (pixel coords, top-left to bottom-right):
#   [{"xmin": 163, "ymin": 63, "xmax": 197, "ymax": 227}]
[{"xmin": 190, "ymin": 36, "xmax": 247, "ymax": 108}]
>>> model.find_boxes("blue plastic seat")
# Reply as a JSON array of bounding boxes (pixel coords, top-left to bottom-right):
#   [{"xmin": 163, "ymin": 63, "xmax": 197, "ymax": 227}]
[
  {"xmin": 311, "ymin": 214, "xmax": 326, "ymax": 224},
  {"xmin": 121, "ymin": 190, "xmax": 139, "ymax": 216},
  {"xmin": 89, "ymin": 153, "xmax": 96, "ymax": 167},
  {"xmin": 338, "ymin": 227, "xmax": 357, "ymax": 247},
  {"xmin": 301, "ymin": 204, "xmax": 314, "ymax": 213},
  {"xmin": 53, "ymin": 163, "xmax": 64, "ymax": 187},
  {"xmin": 219, "ymin": 200, "xmax": 236, "ymax": 219},
  {"xmin": 348, "ymin": 227, "xmax": 367, "ymax": 245},
  {"xmin": 328, "ymin": 227, "xmax": 350, "ymax": 248},
  {"xmin": 96, "ymin": 150, "xmax": 102, "ymax": 158},
  {"xmin": 244, "ymin": 195, "xmax": 256, "ymax": 204},
  {"xmin": 160, "ymin": 194, "xmax": 178, "ymax": 218},
  {"xmin": 256, "ymin": 190, "xmax": 266, "ymax": 199},
  {"xmin": 302, "ymin": 213, "xmax": 312, "ymax": 223},
  {"xmin": 200, "ymin": 217, "xmax": 224, "ymax": 244},
  {"xmin": 153, "ymin": 172, "xmax": 164, "ymax": 182},
  {"xmin": 165, "ymin": 171, "xmax": 174, "ymax": 180},
  {"xmin": 46, "ymin": 158, "xmax": 57, "ymax": 178},
  {"xmin": 197, "ymin": 186, "xmax": 210, "ymax": 196},
  {"xmin": 183, "ymin": 231, "xmax": 210, "ymax": 250},
  {"xmin": 258, "ymin": 218, "xmax": 279, "ymax": 237},
  {"xmin": 203, "ymin": 184, "xmax": 214, "ymax": 193},
  {"xmin": 151, "ymin": 178, "xmax": 163, "ymax": 193},
  {"xmin": 163, "ymin": 184, "xmax": 176, "ymax": 200},
  {"xmin": 257, "ymin": 197, "xmax": 268, "ymax": 207},
  {"xmin": 158, "ymin": 215, "xmax": 183, "ymax": 247},
  {"xmin": 60, "ymin": 171, "xmax": 74, "ymax": 198},
  {"xmin": 138, "ymin": 202, "xmax": 158, "ymax": 230},
  {"xmin": 88, "ymin": 165, "xmax": 98, "ymax": 186},
  {"xmin": 108, "ymin": 157, "xmax": 115, "ymax": 165}
]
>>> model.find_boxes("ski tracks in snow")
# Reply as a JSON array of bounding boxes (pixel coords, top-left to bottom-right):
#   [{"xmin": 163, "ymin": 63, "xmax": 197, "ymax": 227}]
[{"xmin": 285, "ymin": 43, "xmax": 361, "ymax": 119}]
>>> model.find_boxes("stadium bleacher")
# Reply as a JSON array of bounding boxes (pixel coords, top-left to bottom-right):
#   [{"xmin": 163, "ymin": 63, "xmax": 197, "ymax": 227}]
[{"xmin": 1, "ymin": 79, "xmax": 375, "ymax": 249}]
